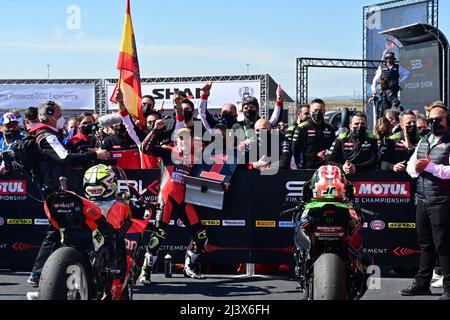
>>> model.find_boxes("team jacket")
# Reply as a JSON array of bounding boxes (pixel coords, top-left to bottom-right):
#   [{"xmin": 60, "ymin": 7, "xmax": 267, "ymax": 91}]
[
  {"xmin": 379, "ymin": 131, "xmax": 421, "ymax": 172},
  {"xmin": 327, "ymin": 131, "xmax": 379, "ymax": 172},
  {"xmin": 292, "ymin": 119, "xmax": 336, "ymax": 169}
]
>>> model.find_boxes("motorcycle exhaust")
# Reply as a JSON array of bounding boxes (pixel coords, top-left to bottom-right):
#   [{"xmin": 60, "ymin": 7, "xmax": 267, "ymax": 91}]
[{"xmin": 295, "ymin": 228, "xmax": 311, "ymax": 251}]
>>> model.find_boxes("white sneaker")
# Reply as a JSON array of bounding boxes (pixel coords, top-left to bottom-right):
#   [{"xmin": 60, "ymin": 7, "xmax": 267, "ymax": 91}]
[
  {"xmin": 432, "ymin": 269, "xmax": 443, "ymax": 282},
  {"xmin": 431, "ymin": 276, "xmax": 443, "ymax": 288}
]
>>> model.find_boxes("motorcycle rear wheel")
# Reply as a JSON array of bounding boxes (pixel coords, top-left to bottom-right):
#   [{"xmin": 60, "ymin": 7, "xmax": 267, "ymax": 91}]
[
  {"xmin": 312, "ymin": 253, "xmax": 346, "ymax": 300},
  {"xmin": 39, "ymin": 247, "xmax": 91, "ymax": 300}
]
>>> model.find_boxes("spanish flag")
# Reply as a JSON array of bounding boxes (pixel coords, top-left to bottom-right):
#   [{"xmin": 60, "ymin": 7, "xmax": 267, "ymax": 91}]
[{"xmin": 110, "ymin": 0, "xmax": 143, "ymax": 121}]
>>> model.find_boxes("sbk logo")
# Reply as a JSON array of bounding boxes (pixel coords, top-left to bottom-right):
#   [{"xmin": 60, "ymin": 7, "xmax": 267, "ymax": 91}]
[
  {"xmin": 285, "ymin": 181, "xmax": 306, "ymax": 197},
  {"xmin": 354, "ymin": 182, "xmax": 410, "ymax": 197},
  {"xmin": 0, "ymin": 181, "xmax": 27, "ymax": 195},
  {"xmin": 117, "ymin": 180, "xmax": 160, "ymax": 196}
]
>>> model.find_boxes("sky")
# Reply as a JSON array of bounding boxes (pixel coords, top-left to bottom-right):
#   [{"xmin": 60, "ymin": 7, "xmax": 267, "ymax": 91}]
[{"xmin": 1, "ymin": 0, "xmax": 449, "ymax": 100}]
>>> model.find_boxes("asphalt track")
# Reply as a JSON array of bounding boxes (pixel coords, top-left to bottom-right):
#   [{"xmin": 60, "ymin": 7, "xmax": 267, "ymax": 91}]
[{"xmin": 0, "ymin": 270, "xmax": 444, "ymax": 300}]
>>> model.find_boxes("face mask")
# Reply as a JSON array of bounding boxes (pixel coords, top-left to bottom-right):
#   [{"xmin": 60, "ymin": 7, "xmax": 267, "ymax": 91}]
[
  {"xmin": 431, "ymin": 122, "xmax": 446, "ymax": 136},
  {"xmin": 218, "ymin": 112, "xmax": 236, "ymax": 128},
  {"xmin": 147, "ymin": 123, "xmax": 155, "ymax": 132},
  {"xmin": 4, "ymin": 129, "xmax": 19, "ymax": 141},
  {"xmin": 244, "ymin": 109, "xmax": 258, "ymax": 122},
  {"xmin": 67, "ymin": 128, "xmax": 77, "ymax": 138},
  {"xmin": 312, "ymin": 111, "xmax": 324, "ymax": 123},
  {"xmin": 405, "ymin": 125, "xmax": 417, "ymax": 138},
  {"xmin": 353, "ymin": 126, "xmax": 366, "ymax": 139},
  {"xmin": 56, "ymin": 117, "xmax": 66, "ymax": 130},
  {"xmin": 418, "ymin": 128, "xmax": 431, "ymax": 136},
  {"xmin": 184, "ymin": 109, "xmax": 193, "ymax": 122},
  {"xmin": 114, "ymin": 124, "xmax": 127, "ymax": 135}
]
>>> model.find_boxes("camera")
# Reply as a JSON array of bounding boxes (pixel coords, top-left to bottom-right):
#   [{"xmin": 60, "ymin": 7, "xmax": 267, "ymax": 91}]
[{"xmin": 1, "ymin": 150, "xmax": 19, "ymax": 173}]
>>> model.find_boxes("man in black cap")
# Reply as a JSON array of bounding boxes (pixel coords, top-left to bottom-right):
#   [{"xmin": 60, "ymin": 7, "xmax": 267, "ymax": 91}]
[{"xmin": 371, "ymin": 52, "xmax": 410, "ymax": 115}]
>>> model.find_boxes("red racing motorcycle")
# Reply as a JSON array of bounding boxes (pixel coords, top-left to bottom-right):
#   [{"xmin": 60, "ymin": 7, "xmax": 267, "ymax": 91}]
[{"xmin": 38, "ymin": 173, "xmax": 158, "ymax": 300}]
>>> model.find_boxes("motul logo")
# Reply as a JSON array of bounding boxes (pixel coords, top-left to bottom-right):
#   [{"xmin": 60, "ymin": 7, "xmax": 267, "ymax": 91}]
[
  {"xmin": 354, "ymin": 182, "xmax": 410, "ymax": 197},
  {"xmin": 0, "ymin": 181, "xmax": 27, "ymax": 195}
]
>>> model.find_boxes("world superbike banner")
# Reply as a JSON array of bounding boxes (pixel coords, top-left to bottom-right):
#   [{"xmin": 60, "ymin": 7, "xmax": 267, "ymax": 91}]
[
  {"xmin": 0, "ymin": 169, "xmax": 420, "ymax": 271},
  {"xmin": 0, "ymin": 84, "xmax": 95, "ymax": 110},
  {"xmin": 106, "ymin": 81, "xmax": 261, "ymax": 111}
]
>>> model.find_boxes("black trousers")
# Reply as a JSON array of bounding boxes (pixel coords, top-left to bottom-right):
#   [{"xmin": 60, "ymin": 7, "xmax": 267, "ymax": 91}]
[
  {"xmin": 415, "ymin": 199, "xmax": 450, "ymax": 291},
  {"xmin": 381, "ymin": 88, "xmax": 403, "ymax": 113},
  {"xmin": 31, "ymin": 224, "xmax": 61, "ymax": 275}
]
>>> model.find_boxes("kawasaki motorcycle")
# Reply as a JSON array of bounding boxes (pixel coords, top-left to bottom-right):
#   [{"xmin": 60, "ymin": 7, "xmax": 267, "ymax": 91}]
[{"xmin": 281, "ymin": 165, "xmax": 375, "ymax": 300}]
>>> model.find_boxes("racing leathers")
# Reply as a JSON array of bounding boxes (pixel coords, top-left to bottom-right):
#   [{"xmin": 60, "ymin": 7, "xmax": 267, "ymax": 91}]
[{"xmin": 139, "ymin": 126, "xmax": 208, "ymax": 282}]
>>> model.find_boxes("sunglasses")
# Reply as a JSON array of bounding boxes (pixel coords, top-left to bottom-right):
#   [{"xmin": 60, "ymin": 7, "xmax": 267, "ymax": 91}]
[{"xmin": 427, "ymin": 117, "xmax": 443, "ymax": 125}]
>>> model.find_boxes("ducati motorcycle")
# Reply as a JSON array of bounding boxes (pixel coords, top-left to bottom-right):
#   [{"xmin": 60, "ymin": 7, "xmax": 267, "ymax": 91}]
[{"xmin": 38, "ymin": 176, "xmax": 158, "ymax": 300}]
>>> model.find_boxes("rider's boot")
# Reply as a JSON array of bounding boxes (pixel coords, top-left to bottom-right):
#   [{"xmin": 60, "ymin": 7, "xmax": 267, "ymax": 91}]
[
  {"xmin": 183, "ymin": 250, "xmax": 205, "ymax": 279},
  {"xmin": 139, "ymin": 253, "xmax": 156, "ymax": 286}
]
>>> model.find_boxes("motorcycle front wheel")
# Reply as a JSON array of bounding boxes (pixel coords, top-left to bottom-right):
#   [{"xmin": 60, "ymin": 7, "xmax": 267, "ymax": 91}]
[{"xmin": 39, "ymin": 247, "xmax": 92, "ymax": 300}]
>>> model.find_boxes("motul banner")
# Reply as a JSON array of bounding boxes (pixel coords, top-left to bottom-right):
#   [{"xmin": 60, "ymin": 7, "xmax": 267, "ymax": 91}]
[
  {"xmin": 0, "ymin": 84, "xmax": 95, "ymax": 110},
  {"xmin": 106, "ymin": 81, "xmax": 261, "ymax": 110}
]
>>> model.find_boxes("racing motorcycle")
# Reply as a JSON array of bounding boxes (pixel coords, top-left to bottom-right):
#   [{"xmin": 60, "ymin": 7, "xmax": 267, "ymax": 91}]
[
  {"xmin": 38, "ymin": 171, "xmax": 158, "ymax": 300},
  {"xmin": 281, "ymin": 165, "xmax": 375, "ymax": 300}
]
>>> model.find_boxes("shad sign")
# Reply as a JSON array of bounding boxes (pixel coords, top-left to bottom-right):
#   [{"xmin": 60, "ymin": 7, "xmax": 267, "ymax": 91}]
[{"xmin": 106, "ymin": 81, "xmax": 261, "ymax": 110}]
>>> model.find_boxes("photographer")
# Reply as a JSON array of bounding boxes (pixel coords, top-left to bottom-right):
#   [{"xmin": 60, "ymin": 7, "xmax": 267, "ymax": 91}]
[
  {"xmin": 0, "ymin": 113, "xmax": 24, "ymax": 175},
  {"xmin": 26, "ymin": 101, "xmax": 110, "ymax": 286}
]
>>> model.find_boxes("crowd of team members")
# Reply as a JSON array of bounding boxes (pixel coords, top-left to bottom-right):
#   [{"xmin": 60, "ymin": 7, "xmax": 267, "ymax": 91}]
[
  {"xmin": 0, "ymin": 82, "xmax": 446, "ymax": 288},
  {"xmin": 1, "ymin": 86, "xmax": 437, "ymax": 176}
]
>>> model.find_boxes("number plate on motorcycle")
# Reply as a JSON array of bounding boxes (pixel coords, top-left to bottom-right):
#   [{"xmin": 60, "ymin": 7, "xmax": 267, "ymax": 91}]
[{"xmin": 314, "ymin": 226, "xmax": 344, "ymax": 238}]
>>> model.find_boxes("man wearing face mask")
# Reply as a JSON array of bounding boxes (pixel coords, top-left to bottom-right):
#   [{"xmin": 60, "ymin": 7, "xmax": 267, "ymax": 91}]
[
  {"xmin": 380, "ymin": 111, "xmax": 421, "ymax": 173},
  {"xmin": 0, "ymin": 113, "xmax": 24, "ymax": 175},
  {"xmin": 246, "ymin": 119, "xmax": 291, "ymax": 171},
  {"xmin": 232, "ymin": 85, "xmax": 284, "ymax": 140},
  {"xmin": 416, "ymin": 113, "xmax": 431, "ymax": 136},
  {"xmin": 198, "ymin": 82, "xmax": 238, "ymax": 131},
  {"xmin": 292, "ymin": 99, "xmax": 336, "ymax": 169},
  {"xmin": 401, "ymin": 102, "xmax": 450, "ymax": 300},
  {"xmin": 65, "ymin": 113, "xmax": 94, "ymax": 152},
  {"xmin": 63, "ymin": 116, "xmax": 79, "ymax": 143},
  {"xmin": 26, "ymin": 100, "xmax": 110, "ymax": 286},
  {"xmin": 327, "ymin": 112, "xmax": 378, "ymax": 174}
]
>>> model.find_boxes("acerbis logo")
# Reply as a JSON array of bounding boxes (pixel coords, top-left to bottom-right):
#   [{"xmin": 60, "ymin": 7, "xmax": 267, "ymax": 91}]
[
  {"xmin": 7, "ymin": 219, "xmax": 33, "ymax": 225},
  {"xmin": 201, "ymin": 220, "xmax": 221, "ymax": 226},
  {"xmin": 370, "ymin": 220, "xmax": 385, "ymax": 231},
  {"xmin": 354, "ymin": 182, "xmax": 410, "ymax": 197},
  {"xmin": 0, "ymin": 181, "xmax": 27, "ymax": 194},
  {"xmin": 388, "ymin": 223, "xmax": 416, "ymax": 229}
]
